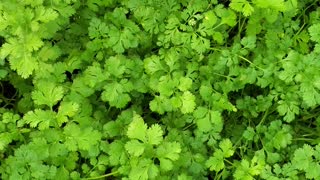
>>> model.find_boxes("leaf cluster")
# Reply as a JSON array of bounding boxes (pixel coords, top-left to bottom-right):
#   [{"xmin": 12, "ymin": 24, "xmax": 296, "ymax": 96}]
[{"xmin": 1, "ymin": 0, "xmax": 320, "ymax": 179}]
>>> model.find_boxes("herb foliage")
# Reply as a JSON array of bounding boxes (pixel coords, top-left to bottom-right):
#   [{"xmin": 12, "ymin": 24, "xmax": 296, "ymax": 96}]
[{"xmin": 1, "ymin": 0, "xmax": 320, "ymax": 179}]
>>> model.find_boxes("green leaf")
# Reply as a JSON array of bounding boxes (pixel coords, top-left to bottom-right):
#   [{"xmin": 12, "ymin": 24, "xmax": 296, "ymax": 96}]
[
  {"xmin": 199, "ymin": 85, "xmax": 213, "ymax": 101},
  {"xmin": 206, "ymin": 139, "xmax": 234, "ymax": 172},
  {"xmin": 155, "ymin": 142, "xmax": 181, "ymax": 172},
  {"xmin": 193, "ymin": 106, "xmax": 208, "ymax": 119},
  {"xmin": 180, "ymin": 91, "xmax": 196, "ymax": 114},
  {"xmin": 129, "ymin": 159, "xmax": 159, "ymax": 180},
  {"xmin": 210, "ymin": 110, "xmax": 223, "ymax": 127},
  {"xmin": 178, "ymin": 77, "xmax": 193, "ymax": 91},
  {"xmin": 63, "ymin": 123, "xmax": 102, "ymax": 151},
  {"xmin": 206, "ymin": 150, "xmax": 225, "ymax": 171},
  {"xmin": 83, "ymin": 63, "xmax": 108, "ymax": 88},
  {"xmin": 105, "ymin": 56, "xmax": 126, "ymax": 77},
  {"xmin": 24, "ymin": 34, "xmax": 44, "ymax": 52},
  {"xmin": 241, "ymin": 36, "xmax": 256, "ymax": 49},
  {"xmin": 0, "ymin": 133, "xmax": 14, "ymax": 151},
  {"xmin": 230, "ymin": 0, "xmax": 254, "ymax": 17},
  {"xmin": 309, "ymin": 23, "xmax": 320, "ymax": 43},
  {"xmin": 272, "ymin": 129, "xmax": 292, "ymax": 150},
  {"xmin": 277, "ymin": 100, "xmax": 299, "ymax": 122},
  {"xmin": 219, "ymin": 139, "xmax": 234, "ymax": 158},
  {"xmin": 150, "ymin": 95, "xmax": 172, "ymax": 114},
  {"xmin": 157, "ymin": 75, "xmax": 177, "ymax": 96},
  {"xmin": 196, "ymin": 114, "xmax": 212, "ymax": 132},
  {"xmin": 234, "ymin": 159, "xmax": 254, "ymax": 180},
  {"xmin": 292, "ymin": 144, "xmax": 314, "ymax": 171},
  {"xmin": 156, "ymin": 142, "xmax": 181, "ymax": 161},
  {"xmin": 32, "ymin": 81, "xmax": 64, "ymax": 107},
  {"xmin": 0, "ymin": 69, "xmax": 8, "ymax": 79},
  {"xmin": 10, "ymin": 52, "xmax": 39, "ymax": 79},
  {"xmin": 215, "ymin": 5, "xmax": 237, "ymax": 26},
  {"xmin": 88, "ymin": 17, "xmax": 109, "ymax": 39},
  {"xmin": 56, "ymin": 101, "xmax": 79, "ymax": 126},
  {"xmin": 234, "ymin": 150, "xmax": 265, "ymax": 179},
  {"xmin": 71, "ymin": 78, "xmax": 95, "ymax": 97},
  {"xmin": 159, "ymin": 158, "xmax": 173, "ymax": 171},
  {"xmin": 125, "ymin": 140, "xmax": 145, "ymax": 157},
  {"xmin": 306, "ymin": 162, "xmax": 320, "ymax": 179},
  {"xmin": 146, "ymin": 124, "xmax": 163, "ymax": 145},
  {"xmin": 106, "ymin": 23, "xmax": 140, "ymax": 53},
  {"xmin": 34, "ymin": 6, "xmax": 59, "ymax": 23},
  {"xmin": 203, "ymin": 10, "xmax": 217, "ymax": 28},
  {"xmin": 253, "ymin": 0, "xmax": 286, "ymax": 11},
  {"xmin": 38, "ymin": 44, "xmax": 62, "ymax": 62},
  {"xmin": 108, "ymin": 141, "xmax": 128, "ymax": 166},
  {"xmin": 243, "ymin": 127, "xmax": 255, "ymax": 141},
  {"xmin": 2, "ymin": 112, "xmax": 20, "ymax": 124},
  {"xmin": 191, "ymin": 34, "xmax": 210, "ymax": 54},
  {"xmin": 101, "ymin": 80, "xmax": 133, "ymax": 108},
  {"xmin": 22, "ymin": 109, "xmax": 55, "ymax": 130},
  {"xmin": 144, "ymin": 55, "xmax": 164, "ymax": 75},
  {"xmin": 127, "ymin": 113, "xmax": 147, "ymax": 142}
]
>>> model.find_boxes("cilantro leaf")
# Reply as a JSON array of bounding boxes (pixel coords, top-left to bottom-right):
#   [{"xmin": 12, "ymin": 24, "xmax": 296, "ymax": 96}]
[
  {"xmin": 202, "ymin": 10, "xmax": 217, "ymax": 28},
  {"xmin": 206, "ymin": 139, "xmax": 234, "ymax": 172},
  {"xmin": 144, "ymin": 55, "xmax": 165, "ymax": 75},
  {"xmin": 241, "ymin": 36, "xmax": 256, "ymax": 49},
  {"xmin": 219, "ymin": 139, "xmax": 234, "ymax": 158},
  {"xmin": 63, "ymin": 123, "xmax": 102, "ymax": 151},
  {"xmin": 125, "ymin": 140, "xmax": 145, "ymax": 157},
  {"xmin": 196, "ymin": 114, "xmax": 212, "ymax": 132},
  {"xmin": 129, "ymin": 159, "xmax": 159, "ymax": 180},
  {"xmin": 157, "ymin": 75, "xmax": 178, "ymax": 97},
  {"xmin": 234, "ymin": 151, "xmax": 265, "ymax": 179},
  {"xmin": 309, "ymin": 23, "xmax": 320, "ymax": 43},
  {"xmin": 277, "ymin": 100, "xmax": 299, "ymax": 122},
  {"xmin": 21, "ymin": 109, "xmax": 55, "ymax": 130},
  {"xmin": 83, "ymin": 63, "xmax": 108, "ymax": 88},
  {"xmin": 56, "ymin": 101, "xmax": 79, "ymax": 126},
  {"xmin": 150, "ymin": 95, "xmax": 173, "ymax": 114},
  {"xmin": 127, "ymin": 113, "xmax": 147, "ymax": 142},
  {"xmin": 156, "ymin": 142, "xmax": 181, "ymax": 171},
  {"xmin": 32, "ymin": 81, "xmax": 64, "ymax": 108},
  {"xmin": 101, "ymin": 79, "xmax": 133, "ymax": 108},
  {"xmin": 206, "ymin": 150, "xmax": 225, "ymax": 171},
  {"xmin": 108, "ymin": 141, "xmax": 128, "ymax": 166},
  {"xmin": 180, "ymin": 91, "xmax": 196, "ymax": 114},
  {"xmin": 106, "ymin": 22, "xmax": 140, "ymax": 53},
  {"xmin": 215, "ymin": 5, "xmax": 237, "ymax": 26},
  {"xmin": 191, "ymin": 34, "xmax": 210, "ymax": 54},
  {"xmin": 105, "ymin": 55, "xmax": 126, "ymax": 78},
  {"xmin": 292, "ymin": 144, "xmax": 314, "ymax": 171},
  {"xmin": 146, "ymin": 124, "xmax": 163, "ymax": 145},
  {"xmin": 88, "ymin": 17, "xmax": 109, "ymax": 39},
  {"xmin": 230, "ymin": 0, "xmax": 254, "ymax": 17}
]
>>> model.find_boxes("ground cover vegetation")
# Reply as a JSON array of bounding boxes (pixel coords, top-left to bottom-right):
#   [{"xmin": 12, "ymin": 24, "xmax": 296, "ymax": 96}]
[{"xmin": 1, "ymin": 0, "xmax": 320, "ymax": 179}]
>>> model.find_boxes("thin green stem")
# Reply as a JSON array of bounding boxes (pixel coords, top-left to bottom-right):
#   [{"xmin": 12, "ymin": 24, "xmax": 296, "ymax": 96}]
[
  {"xmin": 237, "ymin": 15, "xmax": 246, "ymax": 38},
  {"xmin": 224, "ymin": 159, "xmax": 234, "ymax": 166},
  {"xmin": 257, "ymin": 108, "xmax": 269, "ymax": 127},
  {"xmin": 209, "ymin": 48, "xmax": 265, "ymax": 71},
  {"xmin": 293, "ymin": 22, "xmax": 306, "ymax": 39},
  {"xmin": 237, "ymin": 55, "xmax": 265, "ymax": 71},
  {"xmin": 212, "ymin": 22, "xmax": 224, "ymax": 31},
  {"xmin": 83, "ymin": 171, "xmax": 119, "ymax": 180},
  {"xmin": 212, "ymin": 72, "xmax": 231, "ymax": 79},
  {"xmin": 209, "ymin": 47, "xmax": 222, "ymax": 52},
  {"xmin": 183, "ymin": 123, "xmax": 194, "ymax": 131},
  {"xmin": 292, "ymin": 138, "xmax": 315, "ymax": 141}
]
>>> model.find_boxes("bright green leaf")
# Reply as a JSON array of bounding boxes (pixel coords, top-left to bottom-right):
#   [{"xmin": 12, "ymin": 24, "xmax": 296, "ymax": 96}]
[{"xmin": 127, "ymin": 113, "xmax": 147, "ymax": 142}]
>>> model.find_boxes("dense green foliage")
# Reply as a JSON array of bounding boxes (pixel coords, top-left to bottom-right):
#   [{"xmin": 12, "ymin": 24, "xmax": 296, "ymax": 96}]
[{"xmin": 1, "ymin": 0, "xmax": 320, "ymax": 179}]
